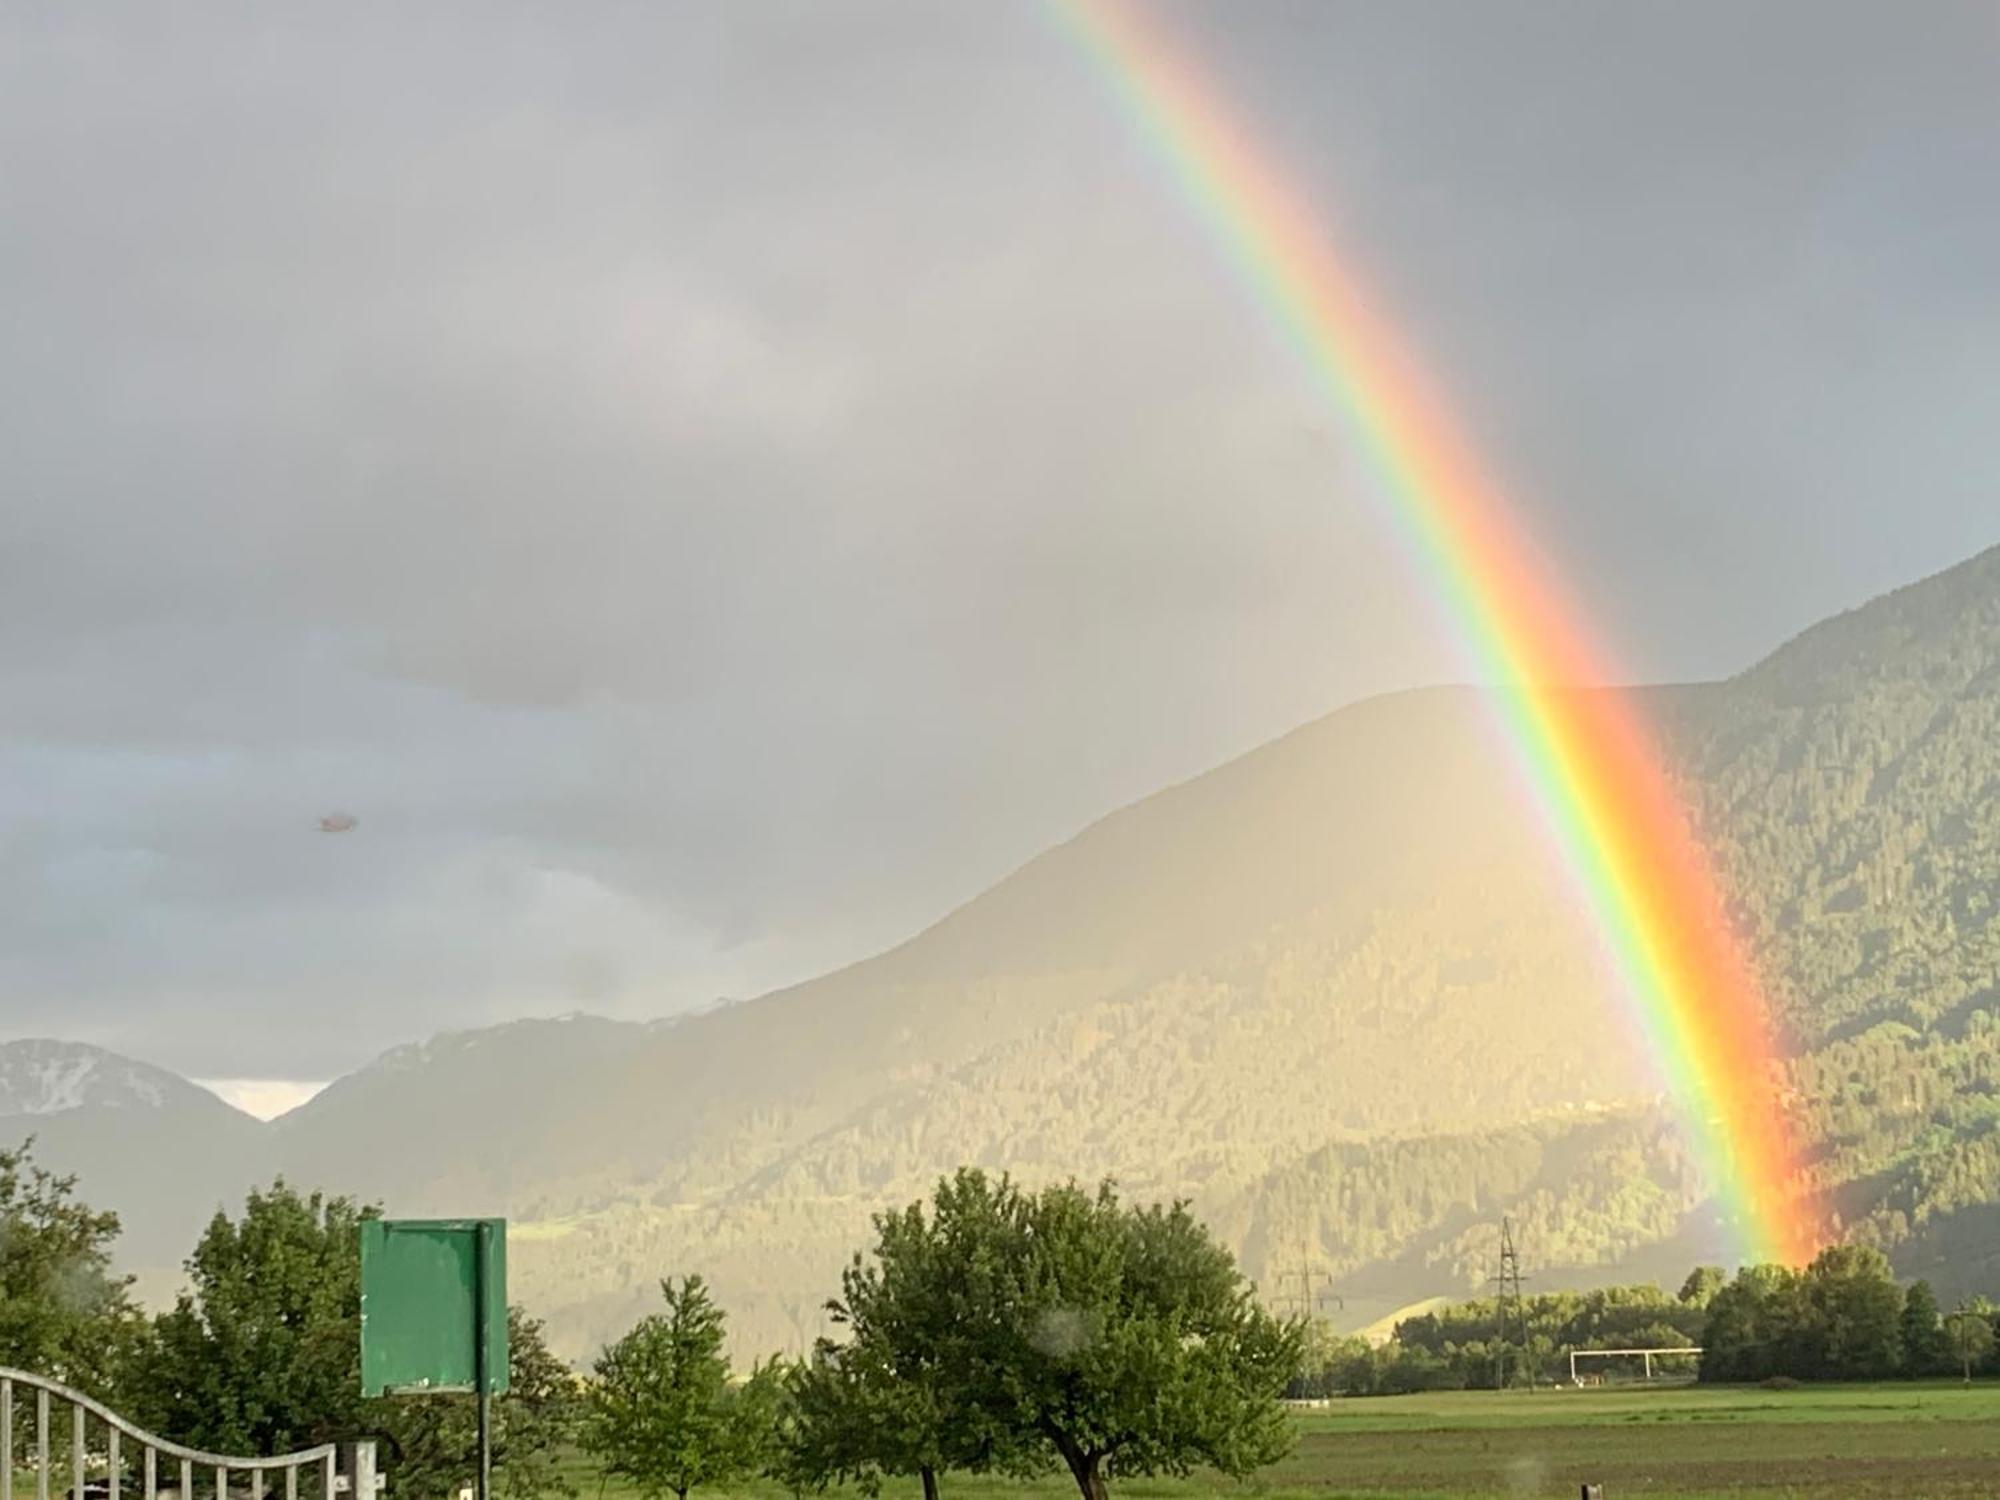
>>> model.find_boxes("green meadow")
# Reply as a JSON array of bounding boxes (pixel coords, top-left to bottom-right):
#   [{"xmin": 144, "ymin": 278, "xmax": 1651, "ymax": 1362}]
[{"xmin": 566, "ymin": 1382, "xmax": 2000, "ymax": 1500}]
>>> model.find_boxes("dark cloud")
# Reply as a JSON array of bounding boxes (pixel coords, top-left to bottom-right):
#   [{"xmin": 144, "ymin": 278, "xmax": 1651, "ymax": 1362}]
[{"xmin": 3, "ymin": 1, "xmax": 1995, "ymax": 1077}]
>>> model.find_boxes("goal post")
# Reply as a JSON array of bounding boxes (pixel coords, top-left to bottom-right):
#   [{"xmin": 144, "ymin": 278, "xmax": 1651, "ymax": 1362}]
[{"xmin": 1567, "ymin": 1346, "xmax": 1702, "ymax": 1385}]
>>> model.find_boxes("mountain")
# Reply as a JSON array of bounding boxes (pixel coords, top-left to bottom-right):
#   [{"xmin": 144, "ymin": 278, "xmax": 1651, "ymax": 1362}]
[
  {"xmin": 0, "ymin": 1038, "xmax": 200, "ymax": 1116},
  {"xmin": 270, "ymin": 682, "xmax": 1655, "ymax": 1352},
  {"xmin": 9, "ymin": 544, "xmax": 1998, "ymax": 1359},
  {"xmin": 0, "ymin": 1040, "xmax": 265, "ymax": 1266}
]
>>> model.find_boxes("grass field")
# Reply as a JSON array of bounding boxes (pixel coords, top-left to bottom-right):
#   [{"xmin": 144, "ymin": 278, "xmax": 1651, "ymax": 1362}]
[{"xmin": 567, "ymin": 1381, "xmax": 2000, "ymax": 1500}]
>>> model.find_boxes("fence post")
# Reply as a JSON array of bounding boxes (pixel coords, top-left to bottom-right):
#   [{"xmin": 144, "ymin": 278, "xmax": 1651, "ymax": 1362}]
[{"xmin": 351, "ymin": 1443, "xmax": 378, "ymax": 1500}]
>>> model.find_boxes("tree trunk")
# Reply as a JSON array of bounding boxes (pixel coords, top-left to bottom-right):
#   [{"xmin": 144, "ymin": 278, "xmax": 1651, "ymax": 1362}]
[
  {"xmin": 920, "ymin": 1467, "xmax": 940, "ymax": 1500},
  {"xmin": 1056, "ymin": 1446, "xmax": 1107, "ymax": 1500},
  {"xmin": 1038, "ymin": 1418, "xmax": 1109, "ymax": 1500}
]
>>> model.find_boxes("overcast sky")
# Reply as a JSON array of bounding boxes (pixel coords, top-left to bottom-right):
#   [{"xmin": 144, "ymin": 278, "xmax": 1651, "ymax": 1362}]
[{"xmin": 3, "ymin": 1, "xmax": 1996, "ymax": 1085}]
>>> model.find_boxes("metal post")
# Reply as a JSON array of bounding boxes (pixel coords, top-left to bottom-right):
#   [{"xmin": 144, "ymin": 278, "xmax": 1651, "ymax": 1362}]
[
  {"xmin": 351, "ymin": 1443, "xmax": 376, "ymax": 1500},
  {"xmin": 475, "ymin": 1223, "xmax": 491, "ymax": 1500}
]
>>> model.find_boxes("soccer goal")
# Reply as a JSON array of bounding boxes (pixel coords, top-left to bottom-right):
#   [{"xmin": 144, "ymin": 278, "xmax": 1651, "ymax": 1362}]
[{"xmin": 1567, "ymin": 1346, "xmax": 1702, "ymax": 1385}]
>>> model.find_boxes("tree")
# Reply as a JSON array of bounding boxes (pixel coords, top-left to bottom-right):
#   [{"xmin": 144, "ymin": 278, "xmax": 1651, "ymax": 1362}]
[
  {"xmin": 137, "ymin": 1184, "xmax": 370, "ymax": 1453},
  {"xmin": 1898, "ymin": 1280, "xmax": 1950, "ymax": 1378},
  {"xmin": 784, "ymin": 1344, "xmax": 948, "ymax": 1499},
  {"xmin": 1803, "ymin": 1246, "xmax": 1903, "ymax": 1380},
  {"xmin": 730, "ymin": 1358, "xmax": 789, "ymax": 1488},
  {"xmin": 131, "ymin": 1181, "xmax": 572, "ymax": 1497},
  {"xmin": 786, "ymin": 1179, "xmax": 1029, "ymax": 1500},
  {"xmin": 584, "ymin": 1276, "xmax": 767, "ymax": 1500},
  {"xmin": 1699, "ymin": 1265, "xmax": 1813, "ymax": 1383},
  {"xmin": 926, "ymin": 1172, "xmax": 1300, "ymax": 1500},
  {"xmin": 0, "ymin": 1140, "xmax": 145, "ymax": 1397},
  {"xmin": 388, "ymin": 1308, "xmax": 580, "ymax": 1500},
  {"xmin": 1678, "ymin": 1266, "xmax": 1727, "ymax": 1309}
]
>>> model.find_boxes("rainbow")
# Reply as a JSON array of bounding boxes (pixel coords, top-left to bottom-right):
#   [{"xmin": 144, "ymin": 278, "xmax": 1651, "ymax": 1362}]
[{"xmin": 1050, "ymin": 0, "xmax": 1815, "ymax": 1266}]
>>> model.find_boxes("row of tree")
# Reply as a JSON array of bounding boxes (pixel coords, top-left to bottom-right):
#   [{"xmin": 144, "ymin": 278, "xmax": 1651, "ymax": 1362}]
[
  {"xmin": 1699, "ymin": 1247, "xmax": 1997, "ymax": 1382},
  {"xmin": 1290, "ymin": 1248, "xmax": 2000, "ymax": 1394},
  {"xmin": 1290, "ymin": 1278, "xmax": 1710, "ymax": 1395},
  {"xmin": 13, "ymin": 1130, "xmax": 2000, "ymax": 1500},
  {"xmin": 0, "ymin": 1144, "xmax": 1298, "ymax": 1500},
  {"xmin": 587, "ymin": 1171, "xmax": 1301, "ymax": 1500}
]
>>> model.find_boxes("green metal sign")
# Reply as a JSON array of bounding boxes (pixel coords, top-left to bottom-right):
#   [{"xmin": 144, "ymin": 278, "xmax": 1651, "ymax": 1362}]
[{"xmin": 360, "ymin": 1218, "xmax": 509, "ymax": 1396}]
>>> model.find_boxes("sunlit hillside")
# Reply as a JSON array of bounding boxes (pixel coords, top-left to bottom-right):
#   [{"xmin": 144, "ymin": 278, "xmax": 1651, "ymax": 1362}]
[{"xmin": 5, "ymin": 546, "xmax": 1995, "ymax": 1360}]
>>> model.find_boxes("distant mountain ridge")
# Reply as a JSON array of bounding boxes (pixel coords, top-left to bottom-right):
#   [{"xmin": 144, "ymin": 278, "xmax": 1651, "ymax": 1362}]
[
  {"xmin": 7, "ymin": 543, "xmax": 1997, "ymax": 1359},
  {"xmin": 0, "ymin": 1038, "xmax": 215, "ymax": 1115},
  {"xmin": 0, "ymin": 1040, "xmax": 265, "ymax": 1270}
]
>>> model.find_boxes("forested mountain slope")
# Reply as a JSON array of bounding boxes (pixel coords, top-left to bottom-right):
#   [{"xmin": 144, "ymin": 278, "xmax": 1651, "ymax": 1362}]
[
  {"xmin": 1666, "ymin": 547, "xmax": 2000, "ymax": 1298},
  {"xmin": 321, "ymin": 544, "xmax": 2000, "ymax": 1357}
]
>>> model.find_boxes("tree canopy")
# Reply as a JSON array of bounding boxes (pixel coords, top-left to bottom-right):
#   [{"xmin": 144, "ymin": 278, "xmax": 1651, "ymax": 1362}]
[
  {"xmin": 584, "ymin": 1275, "xmax": 772, "ymax": 1500},
  {"xmin": 129, "ymin": 1180, "xmax": 573, "ymax": 1496},
  {"xmin": 0, "ymin": 1140, "xmax": 143, "ymax": 1397},
  {"xmin": 791, "ymin": 1171, "xmax": 1299, "ymax": 1500}
]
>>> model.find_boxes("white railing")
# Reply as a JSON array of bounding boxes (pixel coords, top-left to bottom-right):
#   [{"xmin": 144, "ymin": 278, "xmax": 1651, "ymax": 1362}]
[{"xmin": 0, "ymin": 1369, "xmax": 376, "ymax": 1500}]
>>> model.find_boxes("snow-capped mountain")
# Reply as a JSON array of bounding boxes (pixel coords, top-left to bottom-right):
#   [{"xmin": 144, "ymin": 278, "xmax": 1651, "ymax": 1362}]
[
  {"xmin": 0, "ymin": 1038, "xmax": 267, "ymax": 1269},
  {"xmin": 0, "ymin": 1038, "xmax": 221, "ymax": 1117}
]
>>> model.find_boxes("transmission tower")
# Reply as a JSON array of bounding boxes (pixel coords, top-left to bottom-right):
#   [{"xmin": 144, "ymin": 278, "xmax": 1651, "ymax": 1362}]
[
  {"xmin": 1276, "ymin": 1261, "xmax": 1344, "ymax": 1320},
  {"xmin": 1489, "ymin": 1216, "xmax": 1531, "ymax": 1388},
  {"xmin": 1274, "ymin": 1224, "xmax": 1343, "ymax": 1321}
]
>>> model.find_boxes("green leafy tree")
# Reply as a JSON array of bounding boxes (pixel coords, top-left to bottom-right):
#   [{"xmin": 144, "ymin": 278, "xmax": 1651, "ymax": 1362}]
[
  {"xmin": 1678, "ymin": 1266, "xmax": 1727, "ymax": 1309},
  {"xmin": 783, "ymin": 1344, "xmax": 947, "ymax": 1499},
  {"xmin": 132, "ymin": 1181, "xmax": 572, "ymax": 1498},
  {"xmin": 0, "ymin": 1140, "xmax": 145, "ymax": 1396},
  {"xmin": 1804, "ymin": 1246, "xmax": 1904, "ymax": 1380},
  {"xmin": 138, "ymin": 1184, "xmax": 370, "ymax": 1453},
  {"xmin": 786, "ymin": 1179, "xmax": 1029, "ymax": 1500},
  {"xmin": 583, "ymin": 1275, "xmax": 767, "ymax": 1500},
  {"xmin": 1699, "ymin": 1264, "xmax": 1814, "ymax": 1383},
  {"xmin": 1287, "ymin": 1324, "xmax": 1377, "ymax": 1399},
  {"xmin": 388, "ymin": 1308, "xmax": 580, "ymax": 1500},
  {"xmin": 1899, "ymin": 1280, "xmax": 1950, "ymax": 1377},
  {"xmin": 730, "ymin": 1358, "xmax": 789, "ymax": 1485},
  {"xmin": 921, "ymin": 1171, "xmax": 1300, "ymax": 1500}
]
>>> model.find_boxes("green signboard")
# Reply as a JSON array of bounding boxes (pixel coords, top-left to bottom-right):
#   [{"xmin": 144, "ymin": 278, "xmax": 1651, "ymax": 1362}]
[{"xmin": 360, "ymin": 1218, "xmax": 509, "ymax": 1396}]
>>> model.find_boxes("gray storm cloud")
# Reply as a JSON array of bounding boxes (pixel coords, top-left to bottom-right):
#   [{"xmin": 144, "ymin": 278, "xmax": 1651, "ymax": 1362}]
[{"xmin": 2, "ymin": 0, "xmax": 1996, "ymax": 1078}]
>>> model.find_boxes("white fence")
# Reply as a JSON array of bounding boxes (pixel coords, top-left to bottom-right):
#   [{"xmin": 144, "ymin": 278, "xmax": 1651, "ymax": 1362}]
[{"xmin": 0, "ymin": 1369, "xmax": 376, "ymax": 1500}]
